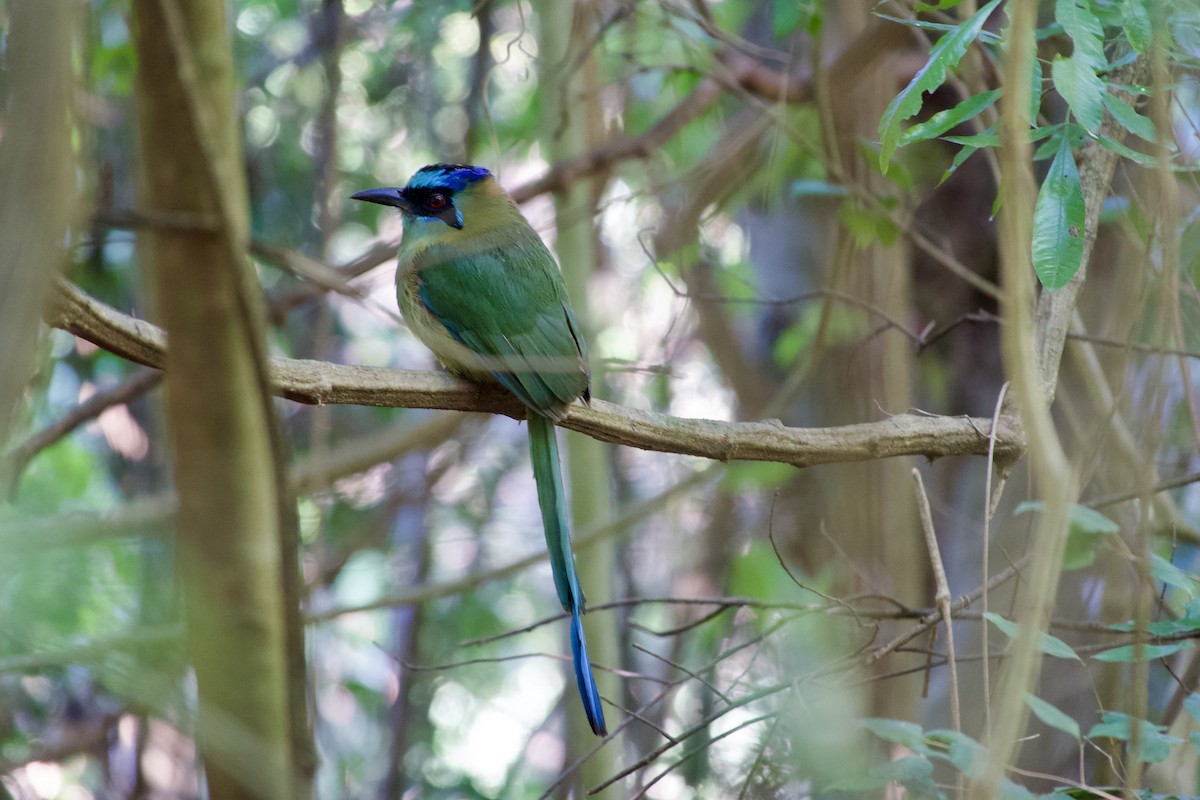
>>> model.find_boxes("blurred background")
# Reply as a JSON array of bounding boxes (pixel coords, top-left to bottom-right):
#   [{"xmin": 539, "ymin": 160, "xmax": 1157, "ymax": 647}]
[{"xmin": 3, "ymin": 0, "xmax": 1200, "ymax": 798}]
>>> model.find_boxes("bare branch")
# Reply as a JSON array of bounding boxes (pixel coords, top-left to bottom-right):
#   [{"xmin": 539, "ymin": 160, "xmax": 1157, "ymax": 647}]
[
  {"xmin": 47, "ymin": 279, "xmax": 1025, "ymax": 468},
  {"xmin": 4, "ymin": 367, "xmax": 162, "ymax": 490}
]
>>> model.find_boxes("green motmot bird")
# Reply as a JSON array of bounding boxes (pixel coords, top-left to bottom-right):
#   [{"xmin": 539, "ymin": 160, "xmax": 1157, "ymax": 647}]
[{"xmin": 352, "ymin": 164, "xmax": 607, "ymax": 737}]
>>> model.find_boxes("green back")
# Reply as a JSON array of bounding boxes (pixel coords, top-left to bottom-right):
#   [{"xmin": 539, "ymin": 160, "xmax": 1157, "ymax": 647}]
[{"xmin": 415, "ymin": 236, "xmax": 589, "ymax": 417}]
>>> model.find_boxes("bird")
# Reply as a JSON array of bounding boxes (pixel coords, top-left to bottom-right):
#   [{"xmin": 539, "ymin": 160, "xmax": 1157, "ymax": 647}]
[{"xmin": 352, "ymin": 164, "xmax": 607, "ymax": 737}]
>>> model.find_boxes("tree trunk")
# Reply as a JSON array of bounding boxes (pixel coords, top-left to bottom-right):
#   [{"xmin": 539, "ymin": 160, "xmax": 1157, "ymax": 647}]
[
  {"xmin": 130, "ymin": 1, "xmax": 312, "ymax": 797},
  {"xmin": 536, "ymin": 1, "xmax": 622, "ymax": 795},
  {"xmin": 0, "ymin": 1, "xmax": 77, "ymax": 444}
]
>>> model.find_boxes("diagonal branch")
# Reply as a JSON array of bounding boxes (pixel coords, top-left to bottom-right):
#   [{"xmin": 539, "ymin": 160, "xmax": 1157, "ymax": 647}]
[{"xmin": 47, "ymin": 278, "xmax": 1024, "ymax": 467}]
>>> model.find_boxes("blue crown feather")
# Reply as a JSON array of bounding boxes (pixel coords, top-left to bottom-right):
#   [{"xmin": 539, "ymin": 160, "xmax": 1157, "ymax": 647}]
[{"xmin": 408, "ymin": 163, "xmax": 492, "ymax": 192}]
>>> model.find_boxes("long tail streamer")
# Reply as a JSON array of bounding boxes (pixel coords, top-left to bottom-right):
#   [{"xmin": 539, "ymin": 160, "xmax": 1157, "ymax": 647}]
[{"xmin": 528, "ymin": 413, "xmax": 607, "ymax": 736}]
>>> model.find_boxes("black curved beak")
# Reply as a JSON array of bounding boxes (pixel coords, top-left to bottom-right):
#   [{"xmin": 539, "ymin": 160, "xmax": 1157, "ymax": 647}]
[{"xmin": 351, "ymin": 187, "xmax": 411, "ymax": 212}]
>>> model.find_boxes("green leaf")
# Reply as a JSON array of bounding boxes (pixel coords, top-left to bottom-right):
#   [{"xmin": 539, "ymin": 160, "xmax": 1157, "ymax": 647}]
[
  {"xmin": 878, "ymin": 0, "xmax": 1004, "ymax": 172},
  {"xmin": 1101, "ymin": 92, "xmax": 1156, "ymax": 142},
  {"xmin": 1068, "ymin": 504, "xmax": 1120, "ymax": 535},
  {"xmin": 998, "ymin": 778, "xmax": 1037, "ymax": 800},
  {"xmin": 1122, "ymin": 0, "xmax": 1152, "ymax": 52},
  {"xmin": 942, "ymin": 125, "xmax": 1001, "ymax": 184},
  {"xmin": 942, "ymin": 130, "xmax": 1001, "ymax": 148},
  {"xmin": 1087, "ymin": 711, "xmax": 1182, "ymax": 763},
  {"xmin": 1030, "ymin": 54, "xmax": 1044, "ymax": 122},
  {"xmin": 1016, "ymin": 501, "xmax": 1118, "ymax": 569},
  {"xmin": 900, "ymin": 89, "xmax": 1002, "ymax": 145},
  {"xmin": 927, "ymin": 729, "xmax": 987, "ymax": 777},
  {"xmin": 869, "ymin": 756, "xmax": 941, "ymax": 800},
  {"xmin": 863, "ymin": 718, "xmax": 930, "ymax": 754},
  {"xmin": 984, "ymin": 612, "xmax": 1081, "ymax": 660},
  {"xmin": 826, "ymin": 774, "xmax": 888, "ymax": 793},
  {"xmin": 1067, "ymin": 505, "xmax": 1118, "ymax": 569},
  {"xmin": 774, "ymin": 0, "xmax": 810, "ymax": 39},
  {"xmin": 871, "ymin": 755, "xmax": 934, "ymax": 783},
  {"xmin": 1092, "ymin": 640, "xmax": 1194, "ymax": 662},
  {"xmin": 1150, "ymin": 553, "xmax": 1198, "ymax": 598},
  {"xmin": 729, "ymin": 542, "xmax": 793, "ymax": 602},
  {"xmin": 1032, "ymin": 136, "xmax": 1086, "ymax": 290},
  {"xmin": 941, "ymin": 144, "xmax": 979, "ymax": 185},
  {"xmin": 1026, "ymin": 692, "xmax": 1082, "ymax": 739},
  {"xmin": 791, "ymin": 179, "xmax": 849, "ymax": 197},
  {"xmin": 1056, "ymin": 0, "xmax": 1106, "ymax": 69},
  {"xmin": 1094, "ymin": 133, "xmax": 1156, "ymax": 166},
  {"xmin": 839, "ymin": 200, "xmax": 899, "ymax": 248},
  {"xmin": 914, "ymin": 0, "xmax": 966, "ymax": 11},
  {"xmin": 1185, "ymin": 694, "xmax": 1200, "ymax": 725},
  {"xmin": 1052, "ymin": 53, "xmax": 1106, "ymax": 132},
  {"xmin": 1109, "ymin": 615, "xmax": 1200, "ymax": 637},
  {"xmin": 874, "ymin": 14, "xmax": 1002, "ymax": 45},
  {"xmin": 725, "ymin": 461, "xmax": 798, "ymax": 490}
]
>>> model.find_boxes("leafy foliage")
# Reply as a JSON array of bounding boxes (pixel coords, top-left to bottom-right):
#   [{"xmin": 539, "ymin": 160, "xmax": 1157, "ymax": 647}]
[{"xmin": 4, "ymin": 0, "xmax": 1200, "ymax": 798}]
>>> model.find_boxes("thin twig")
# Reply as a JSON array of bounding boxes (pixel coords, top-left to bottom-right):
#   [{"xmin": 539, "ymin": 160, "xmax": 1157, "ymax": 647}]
[
  {"xmin": 5, "ymin": 367, "xmax": 162, "ymax": 493},
  {"xmin": 912, "ymin": 468, "xmax": 961, "ymax": 737},
  {"xmin": 981, "ymin": 381, "xmax": 1010, "ymax": 738}
]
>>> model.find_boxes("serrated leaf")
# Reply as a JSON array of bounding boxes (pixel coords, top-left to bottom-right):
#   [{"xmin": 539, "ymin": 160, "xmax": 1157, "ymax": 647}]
[
  {"xmin": 878, "ymin": 0, "xmax": 1004, "ymax": 172},
  {"xmin": 1052, "ymin": 53, "xmax": 1106, "ymax": 132},
  {"xmin": 1122, "ymin": 0, "xmax": 1152, "ymax": 52},
  {"xmin": 1101, "ymin": 92, "xmax": 1156, "ymax": 141},
  {"xmin": 900, "ymin": 89, "xmax": 1002, "ymax": 145},
  {"xmin": 1032, "ymin": 136, "xmax": 1086, "ymax": 290},
  {"xmin": 1092, "ymin": 640, "xmax": 1194, "ymax": 662},
  {"xmin": 1056, "ymin": 0, "xmax": 1106, "ymax": 68},
  {"xmin": 1026, "ymin": 692, "xmax": 1082, "ymax": 739},
  {"xmin": 984, "ymin": 612, "xmax": 1081, "ymax": 660}
]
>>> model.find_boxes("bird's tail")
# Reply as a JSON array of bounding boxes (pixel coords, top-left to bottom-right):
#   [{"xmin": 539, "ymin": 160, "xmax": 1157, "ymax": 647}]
[{"xmin": 527, "ymin": 413, "xmax": 608, "ymax": 737}]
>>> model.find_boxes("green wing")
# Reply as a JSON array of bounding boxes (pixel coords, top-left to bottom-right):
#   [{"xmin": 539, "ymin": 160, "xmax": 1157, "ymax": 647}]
[{"xmin": 416, "ymin": 240, "xmax": 589, "ymax": 416}]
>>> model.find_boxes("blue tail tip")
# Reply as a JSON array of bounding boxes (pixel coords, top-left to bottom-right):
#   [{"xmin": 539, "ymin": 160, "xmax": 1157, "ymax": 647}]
[{"xmin": 569, "ymin": 613, "xmax": 608, "ymax": 737}]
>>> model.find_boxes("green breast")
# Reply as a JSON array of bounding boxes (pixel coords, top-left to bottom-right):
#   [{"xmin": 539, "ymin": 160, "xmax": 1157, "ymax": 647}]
[{"xmin": 398, "ymin": 235, "xmax": 589, "ymax": 418}]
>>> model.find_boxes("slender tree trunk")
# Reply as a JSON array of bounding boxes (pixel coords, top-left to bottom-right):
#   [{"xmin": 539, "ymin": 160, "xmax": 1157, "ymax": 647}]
[
  {"xmin": 814, "ymin": 3, "xmax": 925, "ymax": 720},
  {"xmin": 536, "ymin": 1, "xmax": 622, "ymax": 795},
  {"xmin": 0, "ymin": 1, "xmax": 77, "ymax": 444},
  {"xmin": 130, "ymin": 2, "xmax": 312, "ymax": 797}
]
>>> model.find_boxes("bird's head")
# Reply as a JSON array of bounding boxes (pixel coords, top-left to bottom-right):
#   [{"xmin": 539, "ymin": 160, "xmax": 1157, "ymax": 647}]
[{"xmin": 351, "ymin": 163, "xmax": 497, "ymax": 232}]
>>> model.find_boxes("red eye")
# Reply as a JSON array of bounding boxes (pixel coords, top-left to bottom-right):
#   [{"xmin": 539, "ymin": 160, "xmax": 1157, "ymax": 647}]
[{"xmin": 428, "ymin": 194, "xmax": 446, "ymax": 210}]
